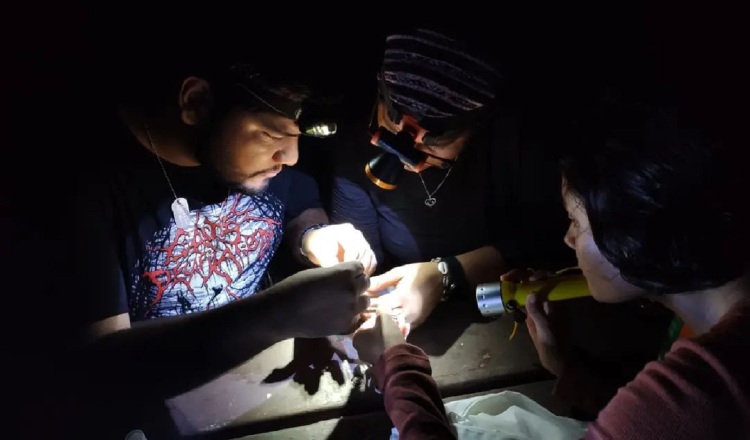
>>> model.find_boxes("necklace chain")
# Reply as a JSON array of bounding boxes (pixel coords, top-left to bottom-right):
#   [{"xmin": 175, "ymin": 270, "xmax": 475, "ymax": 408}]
[
  {"xmin": 143, "ymin": 123, "xmax": 229, "ymax": 222},
  {"xmin": 142, "ymin": 123, "xmax": 230, "ymax": 295},
  {"xmin": 144, "ymin": 123, "xmax": 180, "ymax": 201},
  {"xmin": 417, "ymin": 166, "xmax": 453, "ymax": 207}
]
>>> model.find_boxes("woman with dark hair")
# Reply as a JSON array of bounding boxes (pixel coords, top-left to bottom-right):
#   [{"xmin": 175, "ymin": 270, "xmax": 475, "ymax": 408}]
[
  {"xmin": 354, "ymin": 104, "xmax": 750, "ymax": 439},
  {"xmin": 524, "ymin": 105, "xmax": 750, "ymax": 439}
]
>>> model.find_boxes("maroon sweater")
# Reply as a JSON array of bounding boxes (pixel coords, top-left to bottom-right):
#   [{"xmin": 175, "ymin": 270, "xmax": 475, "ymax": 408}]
[
  {"xmin": 374, "ymin": 302, "xmax": 750, "ymax": 440},
  {"xmin": 373, "ymin": 344, "xmax": 456, "ymax": 439}
]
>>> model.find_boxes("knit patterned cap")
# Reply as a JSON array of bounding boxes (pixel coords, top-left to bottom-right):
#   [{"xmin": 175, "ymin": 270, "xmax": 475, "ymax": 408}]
[{"xmin": 381, "ymin": 28, "xmax": 502, "ymax": 121}]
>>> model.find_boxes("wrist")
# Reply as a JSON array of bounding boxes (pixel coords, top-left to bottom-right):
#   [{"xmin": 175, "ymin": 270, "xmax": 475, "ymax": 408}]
[
  {"xmin": 431, "ymin": 256, "xmax": 466, "ymax": 301},
  {"xmin": 299, "ymin": 223, "xmax": 328, "ymax": 262},
  {"xmin": 424, "ymin": 261, "xmax": 444, "ymax": 299},
  {"xmin": 257, "ymin": 283, "xmax": 302, "ymax": 340},
  {"xmin": 548, "ymin": 354, "xmax": 568, "ymax": 378}
]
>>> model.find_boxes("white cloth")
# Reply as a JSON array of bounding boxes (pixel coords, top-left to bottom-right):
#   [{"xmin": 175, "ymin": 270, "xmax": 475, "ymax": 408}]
[{"xmin": 390, "ymin": 391, "xmax": 587, "ymax": 440}]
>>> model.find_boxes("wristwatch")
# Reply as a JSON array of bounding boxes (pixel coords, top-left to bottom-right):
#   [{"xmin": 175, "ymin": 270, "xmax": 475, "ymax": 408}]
[{"xmin": 299, "ymin": 223, "xmax": 328, "ymax": 264}]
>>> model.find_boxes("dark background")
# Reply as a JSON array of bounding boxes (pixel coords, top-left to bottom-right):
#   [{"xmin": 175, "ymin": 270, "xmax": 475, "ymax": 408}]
[
  {"xmin": 5, "ymin": 2, "xmax": 748, "ymax": 438},
  {"xmin": 9, "ymin": 2, "xmax": 748, "ymax": 176}
]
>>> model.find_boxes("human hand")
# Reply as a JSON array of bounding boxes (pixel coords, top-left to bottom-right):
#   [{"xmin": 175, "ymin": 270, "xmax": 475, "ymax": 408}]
[
  {"xmin": 302, "ymin": 223, "xmax": 377, "ymax": 275},
  {"xmin": 352, "ymin": 309, "xmax": 407, "ymax": 365},
  {"xmin": 500, "ymin": 268, "xmax": 567, "ymax": 376},
  {"xmin": 367, "ymin": 262, "xmax": 443, "ymax": 327},
  {"xmin": 525, "ymin": 293, "xmax": 567, "ymax": 377},
  {"xmin": 266, "ymin": 261, "xmax": 371, "ymax": 338}
]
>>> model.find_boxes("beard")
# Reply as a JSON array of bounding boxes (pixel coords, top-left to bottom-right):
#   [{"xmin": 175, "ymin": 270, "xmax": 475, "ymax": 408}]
[
  {"xmin": 192, "ymin": 112, "xmax": 282, "ymax": 196},
  {"xmin": 196, "ymin": 139, "xmax": 280, "ymax": 196},
  {"xmin": 192, "ymin": 121, "xmax": 252, "ymax": 190},
  {"xmin": 237, "ymin": 165, "xmax": 282, "ymax": 195},
  {"xmin": 237, "ymin": 178, "xmax": 269, "ymax": 195}
]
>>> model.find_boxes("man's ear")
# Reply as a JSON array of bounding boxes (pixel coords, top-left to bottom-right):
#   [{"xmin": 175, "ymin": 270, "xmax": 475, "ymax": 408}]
[{"xmin": 178, "ymin": 77, "xmax": 213, "ymax": 126}]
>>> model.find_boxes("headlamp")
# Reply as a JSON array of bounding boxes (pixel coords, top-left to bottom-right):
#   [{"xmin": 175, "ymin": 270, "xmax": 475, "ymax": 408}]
[{"xmin": 229, "ymin": 64, "xmax": 338, "ymax": 138}]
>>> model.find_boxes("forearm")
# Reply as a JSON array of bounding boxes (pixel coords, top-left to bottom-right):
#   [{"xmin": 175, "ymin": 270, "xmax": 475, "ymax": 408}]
[
  {"xmin": 286, "ymin": 207, "xmax": 329, "ymax": 262},
  {"xmin": 455, "ymin": 245, "xmax": 504, "ymax": 288},
  {"xmin": 375, "ymin": 344, "xmax": 456, "ymax": 440},
  {"xmin": 83, "ymin": 290, "xmax": 291, "ymax": 400}
]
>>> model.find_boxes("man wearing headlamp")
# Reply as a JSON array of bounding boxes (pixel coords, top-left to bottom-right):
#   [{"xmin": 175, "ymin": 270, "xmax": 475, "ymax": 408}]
[
  {"xmin": 331, "ymin": 28, "xmax": 571, "ymax": 327},
  {"xmin": 69, "ymin": 41, "xmax": 375, "ymax": 435}
]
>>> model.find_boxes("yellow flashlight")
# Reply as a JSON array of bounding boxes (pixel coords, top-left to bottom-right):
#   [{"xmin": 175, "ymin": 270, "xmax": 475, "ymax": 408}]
[{"xmin": 475, "ymin": 271, "xmax": 591, "ymax": 317}]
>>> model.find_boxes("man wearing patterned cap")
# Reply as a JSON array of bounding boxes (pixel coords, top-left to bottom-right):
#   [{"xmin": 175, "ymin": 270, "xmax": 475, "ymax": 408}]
[{"xmin": 331, "ymin": 28, "xmax": 571, "ymax": 326}]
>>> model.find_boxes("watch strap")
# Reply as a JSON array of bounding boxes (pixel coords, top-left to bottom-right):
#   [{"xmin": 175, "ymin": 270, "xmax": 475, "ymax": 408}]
[{"xmin": 431, "ymin": 256, "xmax": 466, "ymax": 301}]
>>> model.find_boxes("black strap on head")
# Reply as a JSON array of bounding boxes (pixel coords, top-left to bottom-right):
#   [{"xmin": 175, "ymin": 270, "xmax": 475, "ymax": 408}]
[
  {"xmin": 223, "ymin": 64, "xmax": 337, "ymax": 137},
  {"xmin": 229, "ymin": 64, "xmax": 306, "ymax": 121}
]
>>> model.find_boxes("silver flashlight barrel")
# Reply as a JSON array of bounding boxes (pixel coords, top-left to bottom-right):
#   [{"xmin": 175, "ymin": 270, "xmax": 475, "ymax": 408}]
[{"xmin": 475, "ymin": 282, "xmax": 506, "ymax": 317}]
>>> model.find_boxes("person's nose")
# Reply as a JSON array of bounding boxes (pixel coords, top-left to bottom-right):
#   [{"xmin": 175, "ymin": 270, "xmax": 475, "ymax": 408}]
[{"xmin": 272, "ymin": 137, "xmax": 299, "ymax": 166}]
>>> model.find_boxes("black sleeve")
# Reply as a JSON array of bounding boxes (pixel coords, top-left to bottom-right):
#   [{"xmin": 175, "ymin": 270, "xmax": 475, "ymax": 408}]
[
  {"xmin": 328, "ymin": 126, "xmax": 385, "ymax": 263},
  {"xmin": 0, "ymin": 168, "xmax": 128, "ymax": 355},
  {"xmin": 278, "ymin": 168, "xmax": 324, "ymax": 223},
  {"xmin": 77, "ymin": 180, "xmax": 129, "ymax": 325}
]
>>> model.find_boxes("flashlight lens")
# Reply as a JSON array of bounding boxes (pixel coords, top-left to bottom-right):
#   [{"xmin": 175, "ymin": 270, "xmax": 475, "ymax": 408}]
[{"xmin": 365, "ymin": 153, "xmax": 402, "ymax": 190}]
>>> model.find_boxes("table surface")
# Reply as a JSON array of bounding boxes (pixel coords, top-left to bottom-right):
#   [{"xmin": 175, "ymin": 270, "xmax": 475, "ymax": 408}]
[
  {"xmin": 233, "ymin": 380, "xmax": 567, "ymax": 440},
  {"xmin": 173, "ymin": 296, "xmax": 671, "ymax": 440},
  {"xmin": 171, "ymin": 297, "xmax": 550, "ymax": 438}
]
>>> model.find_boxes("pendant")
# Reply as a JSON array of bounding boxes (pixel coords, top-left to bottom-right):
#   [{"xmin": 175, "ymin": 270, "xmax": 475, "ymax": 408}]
[
  {"xmin": 424, "ymin": 197, "xmax": 437, "ymax": 207},
  {"xmin": 171, "ymin": 197, "xmax": 192, "ymax": 230}
]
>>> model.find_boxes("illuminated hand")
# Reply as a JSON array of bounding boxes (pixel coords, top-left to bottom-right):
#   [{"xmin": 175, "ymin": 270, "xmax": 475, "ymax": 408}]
[
  {"xmin": 268, "ymin": 261, "xmax": 371, "ymax": 338},
  {"xmin": 501, "ymin": 268, "xmax": 566, "ymax": 377},
  {"xmin": 302, "ymin": 223, "xmax": 377, "ymax": 275},
  {"xmin": 367, "ymin": 262, "xmax": 443, "ymax": 327},
  {"xmin": 352, "ymin": 308, "xmax": 407, "ymax": 365},
  {"xmin": 525, "ymin": 293, "xmax": 566, "ymax": 377}
]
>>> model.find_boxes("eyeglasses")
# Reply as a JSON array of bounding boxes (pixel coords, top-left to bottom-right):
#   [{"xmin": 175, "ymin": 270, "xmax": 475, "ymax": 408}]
[{"xmin": 368, "ymin": 101, "xmax": 457, "ymax": 170}]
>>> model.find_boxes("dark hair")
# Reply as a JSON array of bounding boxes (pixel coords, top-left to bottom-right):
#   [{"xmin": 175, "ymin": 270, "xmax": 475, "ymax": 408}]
[
  {"xmin": 108, "ymin": 27, "xmax": 329, "ymax": 112},
  {"xmin": 209, "ymin": 63, "xmax": 313, "ymax": 118},
  {"xmin": 112, "ymin": 45, "xmax": 313, "ymax": 114},
  {"xmin": 562, "ymin": 104, "xmax": 746, "ymax": 293}
]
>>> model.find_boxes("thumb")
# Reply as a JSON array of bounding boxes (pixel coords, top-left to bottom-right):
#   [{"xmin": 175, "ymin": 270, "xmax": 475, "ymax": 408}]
[
  {"xmin": 377, "ymin": 309, "xmax": 405, "ymax": 345},
  {"xmin": 368, "ymin": 267, "xmax": 405, "ymax": 293},
  {"xmin": 356, "ymin": 311, "xmax": 379, "ymax": 332},
  {"xmin": 500, "ymin": 268, "xmax": 534, "ymax": 283},
  {"xmin": 314, "ymin": 248, "xmax": 341, "ymax": 268},
  {"xmin": 353, "ymin": 311, "xmax": 383, "ymax": 340},
  {"xmin": 525, "ymin": 294, "xmax": 553, "ymax": 343}
]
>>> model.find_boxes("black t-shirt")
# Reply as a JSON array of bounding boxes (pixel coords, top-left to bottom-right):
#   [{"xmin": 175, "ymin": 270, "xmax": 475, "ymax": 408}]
[
  {"xmin": 77, "ymin": 116, "xmax": 321, "ymax": 325},
  {"xmin": 329, "ymin": 107, "xmax": 572, "ymax": 272}
]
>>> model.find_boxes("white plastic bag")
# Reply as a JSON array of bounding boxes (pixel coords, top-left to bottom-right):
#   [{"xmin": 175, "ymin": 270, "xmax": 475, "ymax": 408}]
[{"xmin": 390, "ymin": 390, "xmax": 587, "ymax": 440}]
